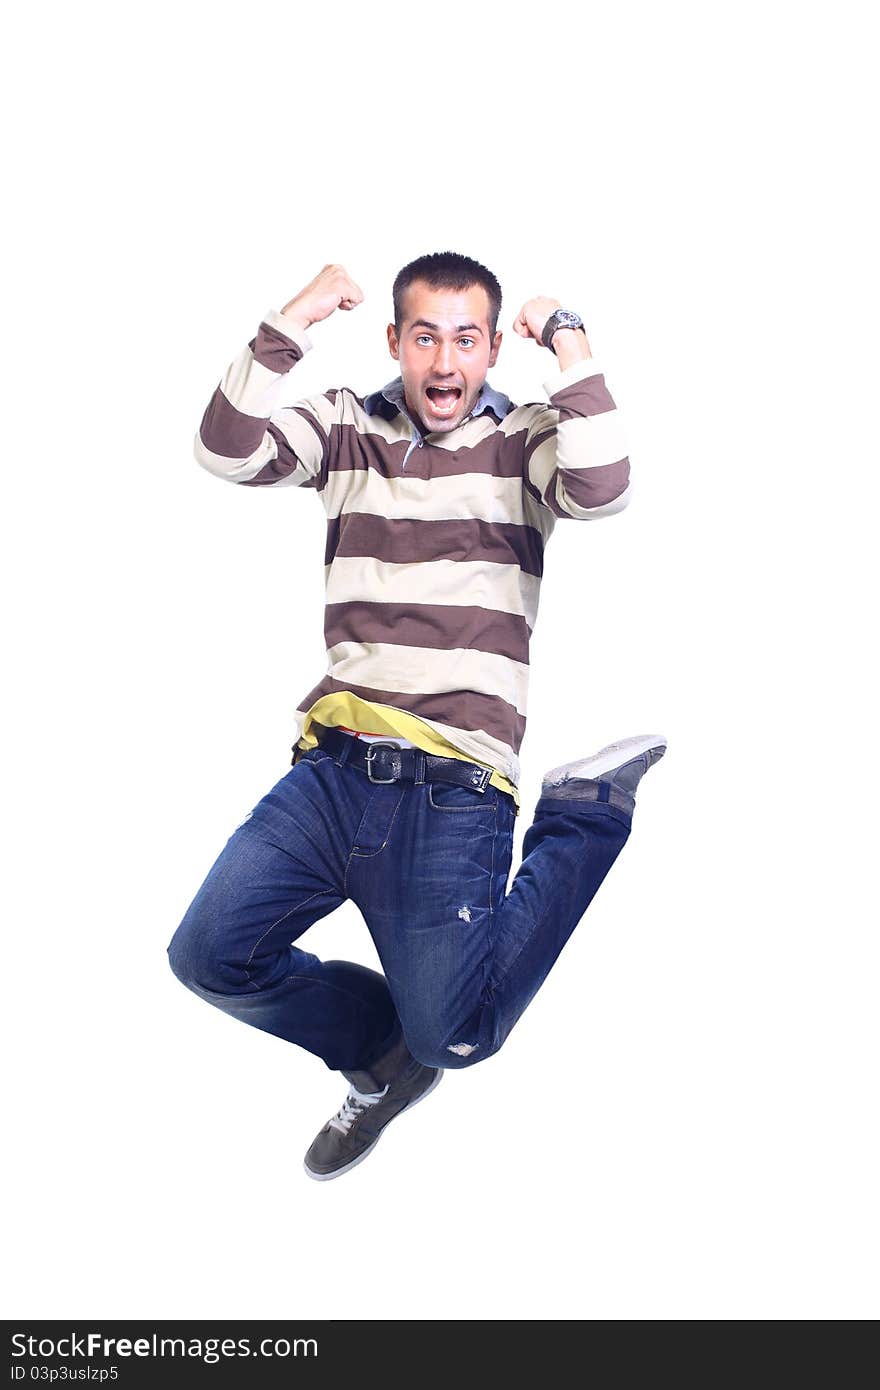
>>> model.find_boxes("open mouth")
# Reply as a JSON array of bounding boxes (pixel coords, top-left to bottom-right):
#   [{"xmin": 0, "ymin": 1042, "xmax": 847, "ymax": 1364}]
[{"xmin": 425, "ymin": 385, "xmax": 462, "ymax": 417}]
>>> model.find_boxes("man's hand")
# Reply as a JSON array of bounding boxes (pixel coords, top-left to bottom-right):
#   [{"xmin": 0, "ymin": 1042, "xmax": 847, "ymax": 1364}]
[
  {"xmin": 513, "ymin": 295, "xmax": 592, "ymax": 369},
  {"xmin": 281, "ymin": 264, "xmax": 364, "ymax": 334},
  {"xmin": 513, "ymin": 296, "xmax": 563, "ymax": 344}
]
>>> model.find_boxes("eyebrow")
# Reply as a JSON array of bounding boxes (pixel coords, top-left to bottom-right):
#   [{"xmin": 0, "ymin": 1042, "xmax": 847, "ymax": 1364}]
[{"xmin": 409, "ymin": 319, "xmax": 484, "ymax": 335}]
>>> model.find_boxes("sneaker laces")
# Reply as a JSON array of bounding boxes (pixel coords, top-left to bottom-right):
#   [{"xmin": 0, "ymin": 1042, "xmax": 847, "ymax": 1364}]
[{"xmin": 327, "ymin": 1083, "xmax": 390, "ymax": 1135}]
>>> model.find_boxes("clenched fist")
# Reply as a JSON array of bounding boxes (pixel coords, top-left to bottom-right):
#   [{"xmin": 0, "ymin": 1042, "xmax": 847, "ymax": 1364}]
[
  {"xmin": 513, "ymin": 295, "xmax": 592, "ymax": 367},
  {"xmin": 281, "ymin": 264, "xmax": 364, "ymax": 334},
  {"xmin": 512, "ymin": 296, "xmax": 563, "ymax": 344}
]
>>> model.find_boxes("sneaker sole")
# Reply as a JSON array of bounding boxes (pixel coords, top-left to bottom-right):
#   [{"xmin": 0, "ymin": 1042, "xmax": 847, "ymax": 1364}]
[
  {"xmin": 542, "ymin": 732, "xmax": 668, "ymax": 786},
  {"xmin": 303, "ymin": 1067, "xmax": 444, "ymax": 1182}
]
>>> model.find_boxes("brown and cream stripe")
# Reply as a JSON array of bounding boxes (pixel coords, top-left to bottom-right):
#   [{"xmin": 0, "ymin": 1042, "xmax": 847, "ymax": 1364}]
[{"xmin": 194, "ymin": 307, "xmax": 631, "ymax": 794}]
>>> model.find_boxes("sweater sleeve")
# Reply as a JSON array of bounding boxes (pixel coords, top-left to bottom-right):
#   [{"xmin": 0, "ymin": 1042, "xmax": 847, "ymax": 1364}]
[
  {"xmin": 193, "ymin": 308, "xmax": 338, "ymax": 490},
  {"xmin": 522, "ymin": 358, "xmax": 631, "ymax": 519}
]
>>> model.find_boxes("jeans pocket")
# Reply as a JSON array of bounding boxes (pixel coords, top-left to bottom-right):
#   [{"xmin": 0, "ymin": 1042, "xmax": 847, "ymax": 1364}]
[
  {"xmin": 427, "ymin": 780, "xmax": 497, "ymax": 812},
  {"xmin": 298, "ymin": 746, "xmax": 333, "ymax": 766}
]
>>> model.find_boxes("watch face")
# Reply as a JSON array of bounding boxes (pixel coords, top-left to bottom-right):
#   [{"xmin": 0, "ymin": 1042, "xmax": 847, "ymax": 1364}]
[
  {"xmin": 543, "ymin": 309, "xmax": 582, "ymax": 347},
  {"xmin": 543, "ymin": 310, "xmax": 582, "ymax": 352}
]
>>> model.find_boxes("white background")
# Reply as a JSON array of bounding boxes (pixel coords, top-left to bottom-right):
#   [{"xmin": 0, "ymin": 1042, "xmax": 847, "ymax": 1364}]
[{"xmin": 4, "ymin": 0, "xmax": 877, "ymax": 1321}]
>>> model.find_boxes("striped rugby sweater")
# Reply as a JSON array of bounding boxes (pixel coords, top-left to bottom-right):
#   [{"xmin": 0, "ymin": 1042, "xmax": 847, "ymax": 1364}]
[{"xmin": 195, "ymin": 307, "xmax": 632, "ymax": 806}]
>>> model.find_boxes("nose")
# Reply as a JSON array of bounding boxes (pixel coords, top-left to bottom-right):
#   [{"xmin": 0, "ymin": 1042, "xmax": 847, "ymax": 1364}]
[{"xmin": 433, "ymin": 340, "xmax": 455, "ymax": 376}]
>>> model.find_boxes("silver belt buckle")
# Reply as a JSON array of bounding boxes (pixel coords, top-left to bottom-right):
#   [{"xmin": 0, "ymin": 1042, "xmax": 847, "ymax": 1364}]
[{"xmin": 364, "ymin": 741, "xmax": 402, "ymax": 784}]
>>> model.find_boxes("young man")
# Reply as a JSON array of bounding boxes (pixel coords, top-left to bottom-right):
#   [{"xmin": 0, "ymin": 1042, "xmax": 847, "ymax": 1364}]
[{"xmin": 168, "ymin": 252, "xmax": 666, "ymax": 1180}]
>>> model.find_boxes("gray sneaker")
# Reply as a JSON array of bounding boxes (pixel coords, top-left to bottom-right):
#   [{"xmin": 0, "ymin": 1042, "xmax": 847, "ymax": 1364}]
[
  {"xmin": 541, "ymin": 733, "xmax": 668, "ymax": 816},
  {"xmin": 304, "ymin": 1033, "xmax": 443, "ymax": 1182}
]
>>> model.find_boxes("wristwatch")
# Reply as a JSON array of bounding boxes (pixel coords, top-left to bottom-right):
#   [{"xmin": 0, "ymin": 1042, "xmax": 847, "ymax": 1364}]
[{"xmin": 541, "ymin": 308, "xmax": 585, "ymax": 353}]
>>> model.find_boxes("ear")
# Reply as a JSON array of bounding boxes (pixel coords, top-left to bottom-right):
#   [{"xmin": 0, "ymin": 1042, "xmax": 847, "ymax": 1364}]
[
  {"xmin": 387, "ymin": 322, "xmax": 400, "ymax": 360},
  {"xmin": 488, "ymin": 330, "xmax": 502, "ymax": 367}
]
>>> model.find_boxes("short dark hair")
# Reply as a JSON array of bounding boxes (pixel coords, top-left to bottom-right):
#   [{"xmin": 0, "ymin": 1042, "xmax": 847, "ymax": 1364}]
[{"xmin": 393, "ymin": 251, "xmax": 502, "ymax": 336}]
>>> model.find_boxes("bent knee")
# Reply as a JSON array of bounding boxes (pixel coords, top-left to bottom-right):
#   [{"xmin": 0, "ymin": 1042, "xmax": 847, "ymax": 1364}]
[
  {"xmin": 408, "ymin": 1034, "xmax": 488, "ymax": 1071},
  {"xmin": 167, "ymin": 924, "xmax": 197, "ymax": 989},
  {"xmin": 167, "ymin": 917, "xmax": 228, "ymax": 995}
]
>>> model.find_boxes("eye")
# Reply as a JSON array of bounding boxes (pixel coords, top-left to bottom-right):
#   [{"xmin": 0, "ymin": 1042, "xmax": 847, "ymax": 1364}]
[
  {"xmin": 458, "ymin": 337, "xmax": 476, "ymax": 348},
  {"xmin": 415, "ymin": 334, "xmax": 433, "ymax": 345}
]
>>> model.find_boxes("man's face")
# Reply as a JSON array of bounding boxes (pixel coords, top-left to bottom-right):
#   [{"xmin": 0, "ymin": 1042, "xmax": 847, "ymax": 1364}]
[{"xmin": 387, "ymin": 280, "xmax": 502, "ymax": 434}]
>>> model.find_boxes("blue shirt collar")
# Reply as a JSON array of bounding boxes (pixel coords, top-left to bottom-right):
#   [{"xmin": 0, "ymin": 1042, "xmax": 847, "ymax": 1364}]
[{"xmin": 363, "ymin": 376, "xmax": 513, "ymax": 436}]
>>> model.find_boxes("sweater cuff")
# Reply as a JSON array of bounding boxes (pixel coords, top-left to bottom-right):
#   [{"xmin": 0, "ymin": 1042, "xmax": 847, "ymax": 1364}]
[
  {"xmin": 261, "ymin": 307, "xmax": 314, "ymax": 356},
  {"xmin": 543, "ymin": 357, "xmax": 603, "ymax": 397}
]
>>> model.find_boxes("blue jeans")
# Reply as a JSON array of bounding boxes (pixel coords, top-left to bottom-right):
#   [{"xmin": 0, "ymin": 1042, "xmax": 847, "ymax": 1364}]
[{"xmin": 167, "ymin": 743, "xmax": 633, "ymax": 1073}]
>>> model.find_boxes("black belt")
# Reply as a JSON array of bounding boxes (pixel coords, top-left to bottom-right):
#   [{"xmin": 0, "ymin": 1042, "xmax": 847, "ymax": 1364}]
[{"xmin": 298, "ymin": 726, "xmax": 496, "ymax": 795}]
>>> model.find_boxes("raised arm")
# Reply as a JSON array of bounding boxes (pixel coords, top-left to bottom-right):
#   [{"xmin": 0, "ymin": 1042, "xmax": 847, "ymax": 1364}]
[
  {"xmin": 514, "ymin": 296, "xmax": 631, "ymax": 520},
  {"xmin": 194, "ymin": 264, "xmax": 364, "ymax": 490}
]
